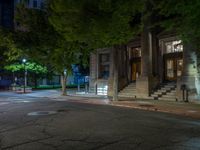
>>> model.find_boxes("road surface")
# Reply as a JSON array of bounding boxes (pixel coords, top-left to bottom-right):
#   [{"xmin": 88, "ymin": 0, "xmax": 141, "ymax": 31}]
[{"xmin": 0, "ymin": 91, "xmax": 200, "ymax": 150}]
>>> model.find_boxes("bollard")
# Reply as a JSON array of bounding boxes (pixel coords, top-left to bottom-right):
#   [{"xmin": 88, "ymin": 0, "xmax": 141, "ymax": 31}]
[
  {"xmin": 181, "ymin": 84, "xmax": 186, "ymax": 102},
  {"xmin": 185, "ymin": 89, "xmax": 189, "ymax": 102}
]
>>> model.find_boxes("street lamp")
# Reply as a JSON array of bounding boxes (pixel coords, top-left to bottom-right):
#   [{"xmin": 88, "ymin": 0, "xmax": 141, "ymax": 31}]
[{"xmin": 22, "ymin": 58, "xmax": 27, "ymax": 93}]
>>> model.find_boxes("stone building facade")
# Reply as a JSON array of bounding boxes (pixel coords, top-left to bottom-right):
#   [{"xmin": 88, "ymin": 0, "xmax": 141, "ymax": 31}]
[{"xmin": 89, "ymin": 32, "xmax": 200, "ymax": 102}]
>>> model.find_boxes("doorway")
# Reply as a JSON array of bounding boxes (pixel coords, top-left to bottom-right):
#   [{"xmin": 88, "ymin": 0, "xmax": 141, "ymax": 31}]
[
  {"xmin": 131, "ymin": 60, "xmax": 141, "ymax": 81},
  {"xmin": 164, "ymin": 58, "xmax": 183, "ymax": 81}
]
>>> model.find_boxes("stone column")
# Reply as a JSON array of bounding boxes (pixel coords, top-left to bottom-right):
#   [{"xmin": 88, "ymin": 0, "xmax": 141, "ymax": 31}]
[
  {"xmin": 112, "ymin": 46, "xmax": 119, "ymax": 101},
  {"xmin": 177, "ymin": 44, "xmax": 198, "ymax": 101},
  {"xmin": 136, "ymin": 27, "xmax": 153, "ymax": 98},
  {"xmin": 89, "ymin": 52, "xmax": 97, "ymax": 93}
]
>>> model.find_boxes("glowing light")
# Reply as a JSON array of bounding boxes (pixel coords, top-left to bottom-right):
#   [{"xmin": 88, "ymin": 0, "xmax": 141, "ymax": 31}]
[{"xmin": 22, "ymin": 58, "xmax": 27, "ymax": 63}]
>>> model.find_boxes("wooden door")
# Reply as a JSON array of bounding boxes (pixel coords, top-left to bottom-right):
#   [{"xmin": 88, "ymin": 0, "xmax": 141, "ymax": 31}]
[
  {"xmin": 165, "ymin": 58, "xmax": 183, "ymax": 81},
  {"xmin": 131, "ymin": 63, "xmax": 137, "ymax": 81},
  {"xmin": 131, "ymin": 61, "xmax": 141, "ymax": 81}
]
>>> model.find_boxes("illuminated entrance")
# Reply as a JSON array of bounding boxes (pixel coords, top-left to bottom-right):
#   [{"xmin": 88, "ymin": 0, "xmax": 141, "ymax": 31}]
[
  {"xmin": 129, "ymin": 47, "xmax": 141, "ymax": 81},
  {"xmin": 163, "ymin": 40, "xmax": 183, "ymax": 81},
  {"xmin": 165, "ymin": 57, "xmax": 183, "ymax": 81}
]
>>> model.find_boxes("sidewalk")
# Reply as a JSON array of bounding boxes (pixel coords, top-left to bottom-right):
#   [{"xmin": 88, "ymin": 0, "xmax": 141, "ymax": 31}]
[
  {"xmin": 110, "ymin": 99, "xmax": 200, "ymax": 119},
  {"xmin": 1, "ymin": 90, "xmax": 200, "ymax": 119},
  {"xmin": 19, "ymin": 90, "xmax": 200, "ymax": 119}
]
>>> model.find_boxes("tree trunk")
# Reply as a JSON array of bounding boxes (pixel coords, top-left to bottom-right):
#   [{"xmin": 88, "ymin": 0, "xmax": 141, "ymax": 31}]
[
  {"xmin": 113, "ymin": 46, "xmax": 119, "ymax": 101},
  {"xmin": 61, "ymin": 74, "xmax": 67, "ymax": 96}
]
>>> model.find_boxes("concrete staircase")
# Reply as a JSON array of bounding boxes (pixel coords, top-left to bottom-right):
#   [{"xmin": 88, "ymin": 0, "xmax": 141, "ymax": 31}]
[
  {"xmin": 150, "ymin": 82, "xmax": 177, "ymax": 101},
  {"xmin": 118, "ymin": 83, "xmax": 137, "ymax": 98}
]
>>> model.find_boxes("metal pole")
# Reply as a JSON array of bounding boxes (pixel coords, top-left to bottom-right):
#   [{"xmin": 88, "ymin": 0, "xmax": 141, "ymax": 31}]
[
  {"xmin": 78, "ymin": 81, "xmax": 80, "ymax": 92},
  {"xmin": 24, "ymin": 63, "xmax": 26, "ymax": 93}
]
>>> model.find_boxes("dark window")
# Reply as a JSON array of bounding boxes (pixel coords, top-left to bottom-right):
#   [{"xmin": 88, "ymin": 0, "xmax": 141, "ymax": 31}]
[
  {"xmin": 99, "ymin": 53, "xmax": 110, "ymax": 79},
  {"xmin": 40, "ymin": 2, "xmax": 44, "ymax": 9},
  {"xmin": 33, "ymin": 0, "xmax": 38, "ymax": 8},
  {"xmin": 26, "ymin": 0, "xmax": 30, "ymax": 6},
  {"xmin": 0, "ymin": 4, "xmax": 2, "ymax": 25}
]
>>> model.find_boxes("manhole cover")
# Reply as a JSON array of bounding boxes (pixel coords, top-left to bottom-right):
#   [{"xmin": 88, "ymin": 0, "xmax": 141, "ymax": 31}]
[
  {"xmin": 139, "ymin": 104, "xmax": 154, "ymax": 107},
  {"xmin": 28, "ymin": 111, "xmax": 57, "ymax": 116}
]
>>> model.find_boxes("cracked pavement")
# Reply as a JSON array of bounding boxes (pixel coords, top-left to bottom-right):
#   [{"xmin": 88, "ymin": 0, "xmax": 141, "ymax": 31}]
[{"xmin": 0, "ymin": 91, "xmax": 200, "ymax": 149}]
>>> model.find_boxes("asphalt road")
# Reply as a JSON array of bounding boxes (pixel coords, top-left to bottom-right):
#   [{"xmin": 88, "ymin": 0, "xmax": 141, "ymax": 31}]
[{"xmin": 0, "ymin": 92, "xmax": 200, "ymax": 150}]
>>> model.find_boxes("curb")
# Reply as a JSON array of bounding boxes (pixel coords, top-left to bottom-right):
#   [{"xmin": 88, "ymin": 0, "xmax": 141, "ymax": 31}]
[{"xmin": 110, "ymin": 103, "xmax": 200, "ymax": 119}]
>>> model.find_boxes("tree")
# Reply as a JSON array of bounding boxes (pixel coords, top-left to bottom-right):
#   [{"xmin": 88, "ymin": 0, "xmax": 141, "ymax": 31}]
[
  {"xmin": 49, "ymin": 0, "xmax": 143, "ymax": 100},
  {"xmin": 0, "ymin": 29, "xmax": 22, "ymax": 66},
  {"xmin": 140, "ymin": 0, "xmax": 200, "ymax": 50},
  {"xmin": 49, "ymin": 0, "xmax": 143, "ymax": 48},
  {"xmin": 153, "ymin": 0, "xmax": 200, "ymax": 76},
  {"xmin": 11, "ymin": 2, "xmax": 90, "ymax": 95},
  {"xmin": 4, "ymin": 62, "xmax": 47, "ymax": 74},
  {"xmin": 4, "ymin": 62, "xmax": 48, "ymax": 88}
]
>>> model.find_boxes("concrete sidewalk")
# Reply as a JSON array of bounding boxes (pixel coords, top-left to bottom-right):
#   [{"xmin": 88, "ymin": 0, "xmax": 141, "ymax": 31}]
[
  {"xmin": 1, "ymin": 90, "xmax": 200, "ymax": 119},
  {"xmin": 110, "ymin": 99, "xmax": 200, "ymax": 119}
]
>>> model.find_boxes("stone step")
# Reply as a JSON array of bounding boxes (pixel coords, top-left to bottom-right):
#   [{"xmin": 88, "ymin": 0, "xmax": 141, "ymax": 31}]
[
  {"xmin": 128, "ymin": 83, "xmax": 136, "ymax": 86},
  {"xmin": 118, "ymin": 93, "xmax": 137, "ymax": 96},
  {"xmin": 158, "ymin": 97, "xmax": 176, "ymax": 101},
  {"xmin": 119, "ymin": 89, "xmax": 136, "ymax": 92},
  {"xmin": 161, "ymin": 87, "xmax": 172, "ymax": 91},
  {"xmin": 118, "ymin": 94, "xmax": 136, "ymax": 96},
  {"xmin": 123, "ymin": 87, "xmax": 136, "ymax": 89},
  {"xmin": 144, "ymin": 97, "xmax": 154, "ymax": 100},
  {"xmin": 162, "ymin": 95, "xmax": 176, "ymax": 99},
  {"xmin": 121, "ymin": 89, "xmax": 136, "ymax": 92},
  {"xmin": 118, "ymin": 95, "xmax": 137, "ymax": 98},
  {"xmin": 170, "ymin": 90, "xmax": 176, "ymax": 93},
  {"xmin": 151, "ymin": 94, "xmax": 160, "ymax": 97},
  {"xmin": 164, "ymin": 85, "xmax": 176, "ymax": 88},
  {"xmin": 157, "ymin": 90, "xmax": 168, "ymax": 93},
  {"xmin": 119, "ymin": 91, "xmax": 137, "ymax": 94},
  {"xmin": 150, "ymin": 96, "xmax": 158, "ymax": 100},
  {"xmin": 154, "ymin": 91, "xmax": 165, "ymax": 95},
  {"xmin": 166, "ymin": 92, "xmax": 176, "ymax": 96},
  {"xmin": 126, "ymin": 85, "xmax": 136, "ymax": 88}
]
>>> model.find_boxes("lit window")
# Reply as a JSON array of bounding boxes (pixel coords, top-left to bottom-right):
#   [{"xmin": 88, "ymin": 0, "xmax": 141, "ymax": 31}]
[
  {"xmin": 167, "ymin": 60, "xmax": 174, "ymax": 78},
  {"xmin": 130, "ymin": 47, "xmax": 141, "ymax": 58},
  {"xmin": 165, "ymin": 40, "xmax": 183, "ymax": 53}
]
